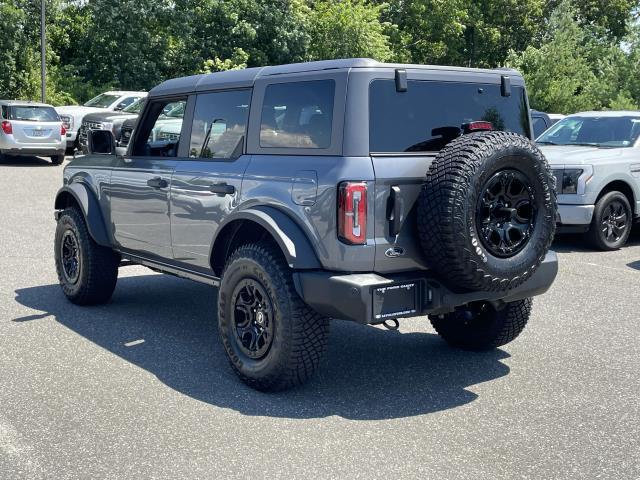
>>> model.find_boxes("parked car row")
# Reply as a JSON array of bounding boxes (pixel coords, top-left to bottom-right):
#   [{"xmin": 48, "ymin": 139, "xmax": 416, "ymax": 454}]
[
  {"xmin": 57, "ymin": 90, "xmax": 147, "ymax": 153},
  {"xmin": 2, "ymin": 70, "xmax": 638, "ymax": 253}
]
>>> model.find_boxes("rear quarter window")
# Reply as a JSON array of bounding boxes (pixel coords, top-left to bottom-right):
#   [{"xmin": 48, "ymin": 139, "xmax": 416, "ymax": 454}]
[
  {"xmin": 260, "ymin": 79, "xmax": 335, "ymax": 149},
  {"xmin": 369, "ymin": 79, "xmax": 530, "ymax": 153}
]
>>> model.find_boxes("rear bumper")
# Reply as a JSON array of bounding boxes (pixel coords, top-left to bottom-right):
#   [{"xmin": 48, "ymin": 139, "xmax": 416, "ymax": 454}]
[
  {"xmin": 294, "ymin": 251, "xmax": 558, "ymax": 324},
  {"xmin": 1, "ymin": 146, "xmax": 65, "ymax": 156}
]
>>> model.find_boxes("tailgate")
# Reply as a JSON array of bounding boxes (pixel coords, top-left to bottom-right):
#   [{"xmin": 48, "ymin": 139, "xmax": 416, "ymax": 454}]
[
  {"xmin": 11, "ymin": 119, "xmax": 61, "ymax": 144},
  {"xmin": 372, "ymin": 155, "xmax": 435, "ymax": 273}
]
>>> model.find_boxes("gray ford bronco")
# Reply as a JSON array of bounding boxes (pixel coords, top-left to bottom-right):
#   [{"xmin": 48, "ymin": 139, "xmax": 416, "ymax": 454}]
[{"xmin": 54, "ymin": 59, "xmax": 558, "ymax": 391}]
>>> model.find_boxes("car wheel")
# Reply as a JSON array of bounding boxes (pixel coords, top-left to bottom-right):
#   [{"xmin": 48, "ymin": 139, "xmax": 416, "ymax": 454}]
[
  {"xmin": 417, "ymin": 131, "xmax": 557, "ymax": 292},
  {"xmin": 587, "ymin": 191, "xmax": 632, "ymax": 250},
  {"xmin": 429, "ymin": 298, "xmax": 532, "ymax": 350},
  {"xmin": 51, "ymin": 154, "xmax": 64, "ymax": 165},
  {"xmin": 54, "ymin": 207, "xmax": 119, "ymax": 305},
  {"xmin": 217, "ymin": 242, "xmax": 330, "ymax": 391}
]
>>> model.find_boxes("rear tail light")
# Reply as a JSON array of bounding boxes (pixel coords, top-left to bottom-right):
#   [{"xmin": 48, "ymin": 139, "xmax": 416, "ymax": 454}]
[
  {"xmin": 462, "ymin": 121, "xmax": 493, "ymax": 133},
  {"xmin": 1, "ymin": 121, "xmax": 12, "ymax": 135},
  {"xmin": 60, "ymin": 115, "xmax": 72, "ymax": 130},
  {"xmin": 338, "ymin": 181, "xmax": 367, "ymax": 245},
  {"xmin": 61, "ymin": 124, "xmax": 66, "ymax": 136}
]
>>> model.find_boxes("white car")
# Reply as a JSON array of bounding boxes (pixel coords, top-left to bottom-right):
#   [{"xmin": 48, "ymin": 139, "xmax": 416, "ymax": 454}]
[
  {"xmin": 537, "ymin": 111, "xmax": 640, "ymax": 250},
  {"xmin": 0, "ymin": 100, "xmax": 66, "ymax": 165},
  {"xmin": 56, "ymin": 91, "xmax": 146, "ymax": 152}
]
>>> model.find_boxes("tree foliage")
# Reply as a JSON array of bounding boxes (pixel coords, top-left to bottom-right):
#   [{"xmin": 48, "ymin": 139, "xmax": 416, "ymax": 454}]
[
  {"xmin": 507, "ymin": 0, "xmax": 638, "ymax": 113},
  {"xmin": 306, "ymin": 0, "xmax": 393, "ymax": 61},
  {"xmin": 0, "ymin": 0, "xmax": 638, "ymax": 114}
]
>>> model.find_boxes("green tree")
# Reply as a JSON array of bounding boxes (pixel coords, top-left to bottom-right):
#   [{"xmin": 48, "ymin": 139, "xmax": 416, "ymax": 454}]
[
  {"xmin": 382, "ymin": 0, "xmax": 467, "ymax": 64},
  {"xmin": 546, "ymin": 0, "xmax": 640, "ymax": 40},
  {"xmin": 306, "ymin": 0, "xmax": 393, "ymax": 61},
  {"xmin": 200, "ymin": 48, "xmax": 249, "ymax": 73},
  {"xmin": 0, "ymin": 1, "xmax": 41, "ymax": 100},
  {"xmin": 507, "ymin": 0, "xmax": 637, "ymax": 113},
  {"xmin": 382, "ymin": 0, "xmax": 546, "ymax": 67}
]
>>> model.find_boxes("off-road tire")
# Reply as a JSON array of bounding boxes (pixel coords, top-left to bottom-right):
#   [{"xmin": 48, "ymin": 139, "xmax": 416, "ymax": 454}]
[
  {"xmin": 417, "ymin": 131, "xmax": 556, "ymax": 292},
  {"xmin": 54, "ymin": 207, "xmax": 119, "ymax": 305},
  {"xmin": 587, "ymin": 191, "xmax": 632, "ymax": 251},
  {"xmin": 218, "ymin": 242, "xmax": 330, "ymax": 392},
  {"xmin": 51, "ymin": 154, "xmax": 64, "ymax": 165},
  {"xmin": 430, "ymin": 298, "xmax": 532, "ymax": 350}
]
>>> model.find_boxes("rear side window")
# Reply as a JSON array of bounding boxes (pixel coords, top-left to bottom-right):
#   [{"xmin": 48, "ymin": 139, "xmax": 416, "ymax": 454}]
[
  {"xmin": 260, "ymin": 80, "xmax": 335, "ymax": 149},
  {"xmin": 369, "ymin": 80, "xmax": 530, "ymax": 153},
  {"xmin": 189, "ymin": 90, "xmax": 251, "ymax": 159},
  {"xmin": 7, "ymin": 105, "xmax": 59, "ymax": 122}
]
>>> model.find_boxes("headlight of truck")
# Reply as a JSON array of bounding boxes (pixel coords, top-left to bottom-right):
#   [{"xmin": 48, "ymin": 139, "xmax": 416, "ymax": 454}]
[
  {"xmin": 551, "ymin": 166, "xmax": 593, "ymax": 194},
  {"xmin": 102, "ymin": 122, "xmax": 114, "ymax": 132}
]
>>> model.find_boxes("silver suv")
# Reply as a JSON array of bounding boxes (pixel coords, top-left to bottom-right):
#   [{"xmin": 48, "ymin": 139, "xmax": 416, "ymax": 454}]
[
  {"xmin": 538, "ymin": 111, "xmax": 640, "ymax": 249},
  {"xmin": 53, "ymin": 59, "xmax": 558, "ymax": 391},
  {"xmin": 0, "ymin": 100, "xmax": 66, "ymax": 165}
]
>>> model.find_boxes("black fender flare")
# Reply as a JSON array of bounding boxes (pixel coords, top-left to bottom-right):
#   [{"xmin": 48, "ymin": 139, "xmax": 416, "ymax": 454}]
[
  {"xmin": 210, "ymin": 206, "xmax": 322, "ymax": 272},
  {"xmin": 54, "ymin": 183, "xmax": 111, "ymax": 247}
]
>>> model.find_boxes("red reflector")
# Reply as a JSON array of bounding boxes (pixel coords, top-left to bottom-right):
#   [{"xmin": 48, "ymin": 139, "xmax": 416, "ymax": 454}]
[
  {"xmin": 338, "ymin": 182, "xmax": 367, "ymax": 245},
  {"xmin": 61, "ymin": 124, "xmax": 66, "ymax": 136},
  {"xmin": 463, "ymin": 121, "xmax": 493, "ymax": 132},
  {"xmin": 1, "ymin": 121, "xmax": 12, "ymax": 135}
]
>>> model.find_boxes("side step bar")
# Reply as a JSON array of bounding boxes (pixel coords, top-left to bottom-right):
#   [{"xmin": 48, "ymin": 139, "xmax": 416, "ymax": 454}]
[{"xmin": 119, "ymin": 252, "xmax": 219, "ymax": 287}]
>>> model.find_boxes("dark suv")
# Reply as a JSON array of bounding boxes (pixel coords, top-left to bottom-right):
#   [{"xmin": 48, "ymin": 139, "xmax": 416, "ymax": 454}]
[{"xmin": 54, "ymin": 59, "xmax": 558, "ymax": 391}]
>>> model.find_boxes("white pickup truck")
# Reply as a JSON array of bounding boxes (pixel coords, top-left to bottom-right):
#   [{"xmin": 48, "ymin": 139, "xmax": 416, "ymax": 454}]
[{"xmin": 538, "ymin": 111, "xmax": 640, "ymax": 250}]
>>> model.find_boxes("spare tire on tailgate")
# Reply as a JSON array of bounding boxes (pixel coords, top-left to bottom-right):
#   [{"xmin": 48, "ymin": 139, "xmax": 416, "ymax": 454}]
[{"xmin": 417, "ymin": 131, "xmax": 556, "ymax": 292}]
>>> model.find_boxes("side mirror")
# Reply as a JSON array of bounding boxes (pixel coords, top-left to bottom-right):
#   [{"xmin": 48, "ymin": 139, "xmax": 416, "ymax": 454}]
[
  {"xmin": 113, "ymin": 103, "xmax": 126, "ymax": 111},
  {"xmin": 88, "ymin": 129, "xmax": 115, "ymax": 155}
]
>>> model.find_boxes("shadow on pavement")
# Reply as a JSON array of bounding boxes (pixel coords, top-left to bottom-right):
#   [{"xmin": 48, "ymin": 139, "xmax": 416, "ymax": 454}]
[{"xmin": 13, "ymin": 274, "xmax": 510, "ymax": 420}]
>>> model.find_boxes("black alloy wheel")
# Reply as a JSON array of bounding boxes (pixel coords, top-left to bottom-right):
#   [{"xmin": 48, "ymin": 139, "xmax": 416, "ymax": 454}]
[
  {"xmin": 231, "ymin": 279, "xmax": 275, "ymax": 359},
  {"xmin": 588, "ymin": 191, "xmax": 633, "ymax": 251},
  {"xmin": 60, "ymin": 230, "xmax": 81, "ymax": 284},
  {"xmin": 476, "ymin": 169, "xmax": 536, "ymax": 258},
  {"xmin": 600, "ymin": 199, "xmax": 628, "ymax": 244}
]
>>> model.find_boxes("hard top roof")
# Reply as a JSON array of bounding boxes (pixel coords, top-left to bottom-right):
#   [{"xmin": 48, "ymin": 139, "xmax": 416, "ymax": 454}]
[
  {"xmin": 149, "ymin": 58, "xmax": 522, "ymax": 97},
  {"xmin": 0, "ymin": 100, "xmax": 56, "ymax": 107}
]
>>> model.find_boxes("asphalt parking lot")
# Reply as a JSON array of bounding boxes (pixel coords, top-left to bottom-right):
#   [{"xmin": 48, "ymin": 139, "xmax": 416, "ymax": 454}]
[{"xmin": 1, "ymin": 155, "xmax": 639, "ymax": 479}]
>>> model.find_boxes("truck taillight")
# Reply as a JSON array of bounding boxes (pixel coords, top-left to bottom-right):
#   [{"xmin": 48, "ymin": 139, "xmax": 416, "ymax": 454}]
[
  {"xmin": 60, "ymin": 124, "xmax": 66, "ymax": 135},
  {"xmin": 1, "ymin": 121, "xmax": 12, "ymax": 135},
  {"xmin": 338, "ymin": 181, "xmax": 367, "ymax": 245}
]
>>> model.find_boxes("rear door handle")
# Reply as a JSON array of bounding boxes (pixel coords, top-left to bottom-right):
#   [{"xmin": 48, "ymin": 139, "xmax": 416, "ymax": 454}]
[
  {"xmin": 147, "ymin": 177, "xmax": 168, "ymax": 189},
  {"xmin": 209, "ymin": 183, "xmax": 235, "ymax": 195},
  {"xmin": 388, "ymin": 185, "xmax": 403, "ymax": 237}
]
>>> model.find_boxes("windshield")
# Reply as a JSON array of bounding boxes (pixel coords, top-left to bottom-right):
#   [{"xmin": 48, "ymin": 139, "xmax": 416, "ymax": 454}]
[
  {"xmin": 8, "ymin": 105, "xmax": 59, "ymax": 122},
  {"xmin": 537, "ymin": 116, "xmax": 640, "ymax": 148},
  {"xmin": 123, "ymin": 98, "xmax": 145, "ymax": 114},
  {"xmin": 369, "ymin": 79, "xmax": 530, "ymax": 153},
  {"xmin": 84, "ymin": 93, "xmax": 120, "ymax": 108}
]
